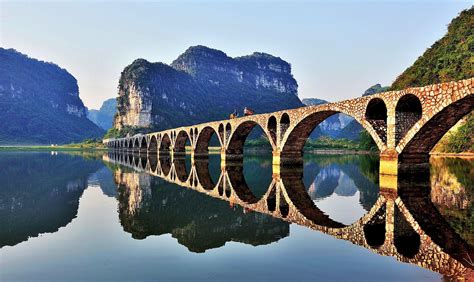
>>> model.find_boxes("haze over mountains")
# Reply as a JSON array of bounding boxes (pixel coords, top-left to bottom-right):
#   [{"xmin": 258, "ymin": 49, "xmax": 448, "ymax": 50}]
[{"xmin": 0, "ymin": 48, "xmax": 104, "ymax": 145}]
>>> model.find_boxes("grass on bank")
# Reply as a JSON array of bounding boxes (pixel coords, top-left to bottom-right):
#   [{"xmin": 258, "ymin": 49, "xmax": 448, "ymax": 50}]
[{"xmin": 0, "ymin": 138, "xmax": 107, "ymax": 151}]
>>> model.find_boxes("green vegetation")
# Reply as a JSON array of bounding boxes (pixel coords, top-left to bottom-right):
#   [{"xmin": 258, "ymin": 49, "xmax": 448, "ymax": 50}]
[
  {"xmin": 243, "ymin": 135, "xmax": 377, "ymax": 151},
  {"xmin": 0, "ymin": 138, "xmax": 106, "ymax": 151},
  {"xmin": 0, "ymin": 48, "xmax": 104, "ymax": 145},
  {"xmin": 436, "ymin": 112, "xmax": 474, "ymax": 153},
  {"xmin": 104, "ymin": 125, "xmax": 153, "ymax": 139},
  {"xmin": 391, "ymin": 7, "xmax": 474, "ymax": 90}
]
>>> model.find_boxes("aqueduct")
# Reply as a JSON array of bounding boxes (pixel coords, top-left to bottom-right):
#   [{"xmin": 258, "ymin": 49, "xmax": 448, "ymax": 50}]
[
  {"xmin": 104, "ymin": 78, "xmax": 473, "ymax": 189},
  {"xmin": 103, "ymin": 152, "xmax": 473, "ymax": 279}
]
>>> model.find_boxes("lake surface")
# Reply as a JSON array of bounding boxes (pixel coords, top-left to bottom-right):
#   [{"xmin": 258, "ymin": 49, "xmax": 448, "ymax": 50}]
[{"xmin": 0, "ymin": 151, "xmax": 472, "ymax": 281}]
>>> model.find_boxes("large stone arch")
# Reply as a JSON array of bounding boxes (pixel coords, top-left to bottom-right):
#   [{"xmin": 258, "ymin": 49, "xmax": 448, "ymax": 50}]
[
  {"xmin": 195, "ymin": 126, "xmax": 221, "ymax": 155},
  {"xmin": 226, "ymin": 120, "xmax": 274, "ymax": 156},
  {"xmin": 160, "ymin": 133, "xmax": 171, "ymax": 153},
  {"xmin": 398, "ymin": 95, "xmax": 474, "ymax": 158},
  {"xmin": 133, "ymin": 138, "xmax": 139, "ymax": 151},
  {"xmin": 174, "ymin": 130, "xmax": 191, "ymax": 154},
  {"xmin": 148, "ymin": 135, "xmax": 158, "ymax": 152},
  {"xmin": 139, "ymin": 137, "xmax": 147, "ymax": 152}
]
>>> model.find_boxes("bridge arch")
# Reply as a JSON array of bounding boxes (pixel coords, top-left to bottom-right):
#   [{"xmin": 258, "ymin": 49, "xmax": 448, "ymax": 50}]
[
  {"xmin": 365, "ymin": 98, "xmax": 388, "ymax": 143},
  {"xmin": 160, "ymin": 133, "xmax": 171, "ymax": 153},
  {"xmin": 148, "ymin": 135, "xmax": 158, "ymax": 152},
  {"xmin": 398, "ymin": 95, "xmax": 474, "ymax": 156},
  {"xmin": 139, "ymin": 137, "xmax": 147, "ymax": 152},
  {"xmin": 195, "ymin": 126, "xmax": 221, "ymax": 155},
  {"xmin": 133, "ymin": 138, "xmax": 139, "ymax": 151},
  {"xmin": 267, "ymin": 116, "xmax": 277, "ymax": 145},
  {"xmin": 395, "ymin": 94, "xmax": 422, "ymax": 145},
  {"xmin": 227, "ymin": 120, "xmax": 274, "ymax": 156},
  {"xmin": 174, "ymin": 130, "xmax": 190, "ymax": 154}
]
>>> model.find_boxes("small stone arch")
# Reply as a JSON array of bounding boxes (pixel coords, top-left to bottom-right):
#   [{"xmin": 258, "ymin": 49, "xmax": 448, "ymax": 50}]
[
  {"xmin": 365, "ymin": 98, "xmax": 387, "ymax": 143},
  {"xmin": 267, "ymin": 116, "xmax": 277, "ymax": 145},
  {"xmin": 174, "ymin": 130, "xmax": 190, "ymax": 154},
  {"xmin": 160, "ymin": 133, "xmax": 171, "ymax": 153},
  {"xmin": 133, "ymin": 138, "xmax": 140, "ymax": 151},
  {"xmin": 395, "ymin": 94, "xmax": 422, "ymax": 145},
  {"xmin": 139, "ymin": 137, "xmax": 147, "ymax": 152},
  {"xmin": 280, "ymin": 113, "xmax": 290, "ymax": 139},
  {"xmin": 218, "ymin": 124, "xmax": 225, "ymax": 142},
  {"xmin": 148, "ymin": 135, "xmax": 158, "ymax": 152}
]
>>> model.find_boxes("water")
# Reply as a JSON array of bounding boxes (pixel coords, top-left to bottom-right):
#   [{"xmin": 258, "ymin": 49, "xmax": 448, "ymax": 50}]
[{"xmin": 0, "ymin": 151, "xmax": 472, "ymax": 281}]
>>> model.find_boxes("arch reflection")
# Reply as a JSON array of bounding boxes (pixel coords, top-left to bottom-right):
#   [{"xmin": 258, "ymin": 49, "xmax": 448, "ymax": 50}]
[{"xmin": 104, "ymin": 152, "xmax": 474, "ymax": 280}]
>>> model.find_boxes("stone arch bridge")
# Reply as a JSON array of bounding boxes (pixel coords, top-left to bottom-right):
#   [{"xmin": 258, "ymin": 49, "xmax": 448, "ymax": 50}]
[
  {"xmin": 103, "ymin": 152, "xmax": 473, "ymax": 279},
  {"xmin": 104, "ymin": 78, "xmax": 473, "ymax": 187}
]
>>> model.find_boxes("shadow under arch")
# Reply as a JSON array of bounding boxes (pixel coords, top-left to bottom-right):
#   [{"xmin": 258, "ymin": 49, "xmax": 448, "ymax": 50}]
[
  {"xmin": 365, "ymin": 98, "xmax": 387, "ymax": 143},
  {"xmin": 399, "ymin": 95, "xmax": 474, "ymax": 158},
  {"xmin": 395, "ymin": 94, "xmax": 422, "ymax": 145}
]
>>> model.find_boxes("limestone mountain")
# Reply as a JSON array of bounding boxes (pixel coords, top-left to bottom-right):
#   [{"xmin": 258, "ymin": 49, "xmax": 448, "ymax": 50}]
[
  {"xmin": 112, "ymin": 45, "xmax": 302, "ymax": 134},
  {"xmin": 87, "ymin": 98, "xmax": 117, "ymax": 130},
  {"xmin": 0, "ymin": 48, "xmax": 104, "ymax": 145}
]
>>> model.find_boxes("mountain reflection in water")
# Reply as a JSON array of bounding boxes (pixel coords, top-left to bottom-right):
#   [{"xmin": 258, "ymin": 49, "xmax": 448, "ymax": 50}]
[
  {"xmin": 0, "ymin": 151, "xmax": 472, "ymax": 280},
  {"xmin": 105, "ymin": 152, "xmax": 473, "ymax": 279}
]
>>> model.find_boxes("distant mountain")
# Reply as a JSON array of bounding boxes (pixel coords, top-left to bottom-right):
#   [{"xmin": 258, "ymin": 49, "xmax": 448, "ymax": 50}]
[
  {"xmin": 112, "ymin": 45, "xmax": 303, "ymax": 135},
  {"xmin": 302, "ymin": 84, "xmax": 387, "ymax": 140},
  {"xmin": 301, "ymin": 98, "xmax": 328, "ymax": 106},
  {"xmin": 0, "ymin": 48, "xmax": 104, "ymax": 145},
  {"xmin": 87, "ymin": 98, "xmax": 116, "ymax": 130},
  {"xmin": 363, "ymin": 84, "xmax": 389, "ymax": 96}
]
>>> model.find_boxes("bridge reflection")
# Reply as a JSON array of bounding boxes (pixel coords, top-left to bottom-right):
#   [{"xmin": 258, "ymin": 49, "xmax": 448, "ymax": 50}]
[{"xmin": 104, "ymin": 152, "xmax": 473, "ymax": 279}]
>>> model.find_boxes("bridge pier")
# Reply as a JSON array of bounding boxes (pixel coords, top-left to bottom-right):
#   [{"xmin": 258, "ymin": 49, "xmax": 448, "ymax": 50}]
[{"xmin": 271, "ymin": 150, "xmax": 303, "ymax": 167}]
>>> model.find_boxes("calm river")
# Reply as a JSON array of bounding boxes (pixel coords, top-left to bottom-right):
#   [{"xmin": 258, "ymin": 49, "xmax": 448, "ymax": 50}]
[{"xmin": 0, "ymin": 151, "xmax": 472, "ymax": 281}]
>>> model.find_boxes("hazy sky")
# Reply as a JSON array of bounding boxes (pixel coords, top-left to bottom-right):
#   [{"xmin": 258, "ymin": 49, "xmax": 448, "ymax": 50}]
[{"xmin": 1, "ymin": 1, "xmax": 471, "ymax": 109}]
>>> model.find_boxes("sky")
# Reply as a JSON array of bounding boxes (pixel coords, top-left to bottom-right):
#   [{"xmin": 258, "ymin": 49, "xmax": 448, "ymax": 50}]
[{"xmin": 1, "ymin": 1, "xmax": 471, "ymax": 109}]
